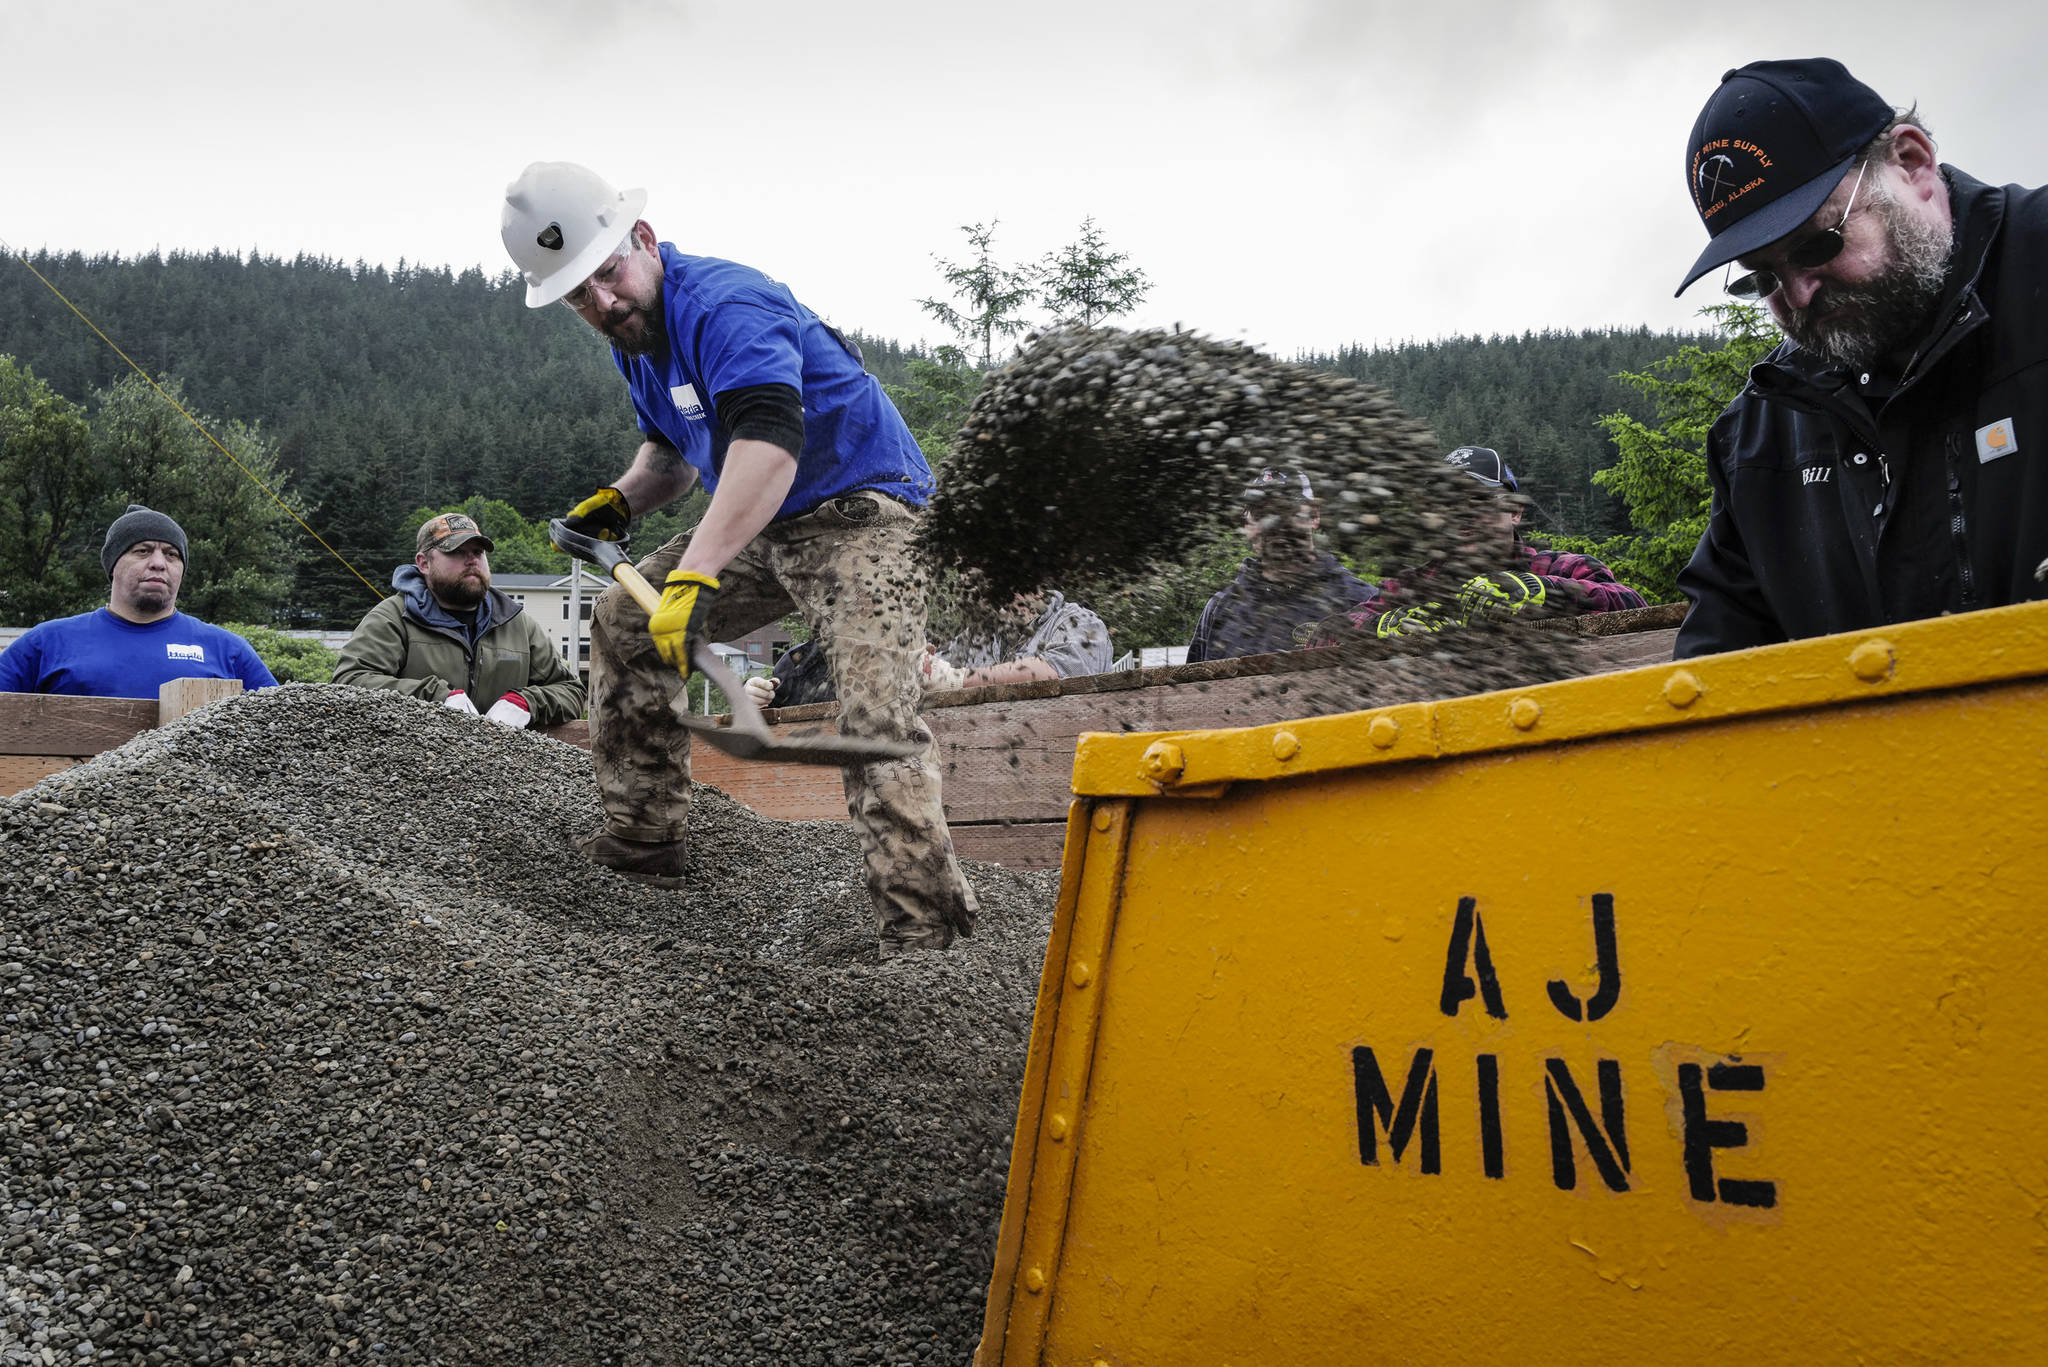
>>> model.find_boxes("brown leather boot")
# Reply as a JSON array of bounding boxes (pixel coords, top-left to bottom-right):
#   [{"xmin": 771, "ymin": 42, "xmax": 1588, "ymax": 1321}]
[{"xmin": 576, "ymin": 828, "xmax": 688, "ymax": 889}]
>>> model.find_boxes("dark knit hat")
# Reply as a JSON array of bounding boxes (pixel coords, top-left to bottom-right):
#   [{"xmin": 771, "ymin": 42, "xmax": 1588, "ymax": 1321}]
[{"xmin": 101, "ymin": 505, "xmax": 189, "ymax": 575}]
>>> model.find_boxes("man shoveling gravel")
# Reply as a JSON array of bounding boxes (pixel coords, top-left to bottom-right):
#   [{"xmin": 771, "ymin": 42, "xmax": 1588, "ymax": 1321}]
[
  {"xmin": 503, "ymin": 161, "xmax": 978, "ymax": 960},
  {"xmin": 0, "ymin": 686, "xmax": 1054, "ymax": 1366}
]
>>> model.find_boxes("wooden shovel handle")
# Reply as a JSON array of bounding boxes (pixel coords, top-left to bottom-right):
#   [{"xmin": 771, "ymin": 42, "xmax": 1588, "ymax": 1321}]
[{"xmin": 611, "ymin": 562, "xmax": 664, "ymax": 617}]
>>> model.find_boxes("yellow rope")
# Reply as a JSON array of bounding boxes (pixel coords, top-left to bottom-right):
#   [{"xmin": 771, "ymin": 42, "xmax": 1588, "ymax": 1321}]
[{"xmin": 2, "ymin": 242, "xmax": 386, "ymax": 601}]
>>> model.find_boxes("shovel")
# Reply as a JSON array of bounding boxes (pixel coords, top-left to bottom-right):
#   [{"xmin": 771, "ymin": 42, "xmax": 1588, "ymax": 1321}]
[{"xmin": 548, "ymin": 519, "xmax": 919, "ymax": 767}]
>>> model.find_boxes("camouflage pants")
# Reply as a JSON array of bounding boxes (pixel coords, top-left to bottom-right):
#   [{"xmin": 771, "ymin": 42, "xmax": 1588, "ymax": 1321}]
[{"xmin": 587, "ymin": 492, "xmax": 978, "ymax": 947}]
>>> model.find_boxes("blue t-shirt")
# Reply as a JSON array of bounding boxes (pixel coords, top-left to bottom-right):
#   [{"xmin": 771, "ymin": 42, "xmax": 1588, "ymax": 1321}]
[
  {"xmin": 615, "ymin": 246, "xmax": 936, "ymax": 520},
  {"xmin": 0, "ymin": 609, "xmax": 277, "ymax": 699}
]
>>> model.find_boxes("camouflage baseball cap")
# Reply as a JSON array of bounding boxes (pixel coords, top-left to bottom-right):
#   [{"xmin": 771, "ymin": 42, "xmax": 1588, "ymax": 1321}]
[{"xmin": 416, "ymin": 512, "xmax": 496, "ymax": 554}]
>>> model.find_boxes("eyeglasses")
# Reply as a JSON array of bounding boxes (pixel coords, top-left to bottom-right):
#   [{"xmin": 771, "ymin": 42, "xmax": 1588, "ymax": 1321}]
[
  {"xmin": 1724, "ymin": 160, "xmax": 1869, "ymax": 300},
  {"xmin": 560, "ymin": 245, "xmax": 632, "ymax": 309}
]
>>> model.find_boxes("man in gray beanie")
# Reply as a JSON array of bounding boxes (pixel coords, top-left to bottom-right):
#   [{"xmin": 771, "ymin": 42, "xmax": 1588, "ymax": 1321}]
[{"xmin": 0, "ymin": 504, "xmax": 276, "ymax": 698}]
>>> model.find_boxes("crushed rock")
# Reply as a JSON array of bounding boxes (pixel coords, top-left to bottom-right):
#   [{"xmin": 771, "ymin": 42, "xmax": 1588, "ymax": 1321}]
[
  {"xmin": 1, "ymin": 685, "xmax": 1054, "ymax": 1365},
  {"xmin": 919, "ymin": 322, "xmax": 1589, "ymax": 715},
  {"xmin": 922, "ymin": 324, "xmax": 1488, "ymax": 607}
]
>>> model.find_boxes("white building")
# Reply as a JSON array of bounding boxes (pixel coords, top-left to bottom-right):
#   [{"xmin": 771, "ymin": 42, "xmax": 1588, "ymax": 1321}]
[{"xmin": 490, "ymin": 568, "xmax": 611, "ymax": 669}]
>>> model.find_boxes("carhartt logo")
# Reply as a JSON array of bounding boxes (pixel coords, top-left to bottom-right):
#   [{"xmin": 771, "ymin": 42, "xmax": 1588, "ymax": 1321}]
[
  {"xmin": 1802, "ymin": 466, "xmax": 1831, "ymax": 486},
  {"xmin": 1976, "ymin": 418, "xmax": 2018, "ymax": 463},
  {"xmin": 670, "ymin": 384, "xmax": 706, "ymax": 421},
  {"xmin": 166, "ymin": 643, "xmax": 205, "ymax": 663}
]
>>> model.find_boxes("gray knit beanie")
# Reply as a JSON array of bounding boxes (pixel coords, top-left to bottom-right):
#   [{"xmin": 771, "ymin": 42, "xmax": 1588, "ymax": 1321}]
[{"xmin": 101, "ymin": 505, "xmax": 189, "ymax": 575}]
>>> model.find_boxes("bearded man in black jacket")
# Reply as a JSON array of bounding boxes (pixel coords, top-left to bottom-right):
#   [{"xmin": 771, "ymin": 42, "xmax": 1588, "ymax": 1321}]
[{"xmin": 1671, "ymin": 58, "xmax": 2048, "ymax": 658}]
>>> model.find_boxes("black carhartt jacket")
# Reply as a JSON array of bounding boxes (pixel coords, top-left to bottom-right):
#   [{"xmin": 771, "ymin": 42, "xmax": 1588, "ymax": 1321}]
[
  {"xmin": 1675, "ymin": 168, "xmax": 2048, "ymax": 659},
  {"xmin": 1187, "ymin": 552, "xmax": 1377, "ymax": 662}
]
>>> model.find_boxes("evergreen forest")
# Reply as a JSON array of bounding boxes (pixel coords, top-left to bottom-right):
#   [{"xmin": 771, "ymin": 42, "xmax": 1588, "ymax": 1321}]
[{"xmin": 0, "ymin": 248, "xmax": 1714, "ymax": 638}]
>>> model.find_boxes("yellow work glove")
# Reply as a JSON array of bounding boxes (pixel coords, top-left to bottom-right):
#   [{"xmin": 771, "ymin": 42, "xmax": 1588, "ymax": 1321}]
[
  {"xmin": 1457, "ymin": 571, "xmax": 1546, "ymax": 619},
  {"xmin": 648, "ymin": 570, "xmax": 720, "ymax": 672},
  {"xmin": 563, "ymin": 486, "xmax": 632, "ymax": 542}
]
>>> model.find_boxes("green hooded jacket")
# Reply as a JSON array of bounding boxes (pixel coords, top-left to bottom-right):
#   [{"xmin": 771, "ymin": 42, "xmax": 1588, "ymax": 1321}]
[{"xmin": 333, "ymin": 567, "xmax": 586, "ymax": 727}]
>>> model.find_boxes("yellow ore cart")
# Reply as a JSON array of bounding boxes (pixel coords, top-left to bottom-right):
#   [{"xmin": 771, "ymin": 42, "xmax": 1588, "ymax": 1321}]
[{"xmin": 975, "ymin": 602, "xmax": 2048, "ymax": 1366}]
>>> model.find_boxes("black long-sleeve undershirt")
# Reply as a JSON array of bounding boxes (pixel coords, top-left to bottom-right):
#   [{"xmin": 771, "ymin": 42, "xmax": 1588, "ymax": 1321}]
[{"xmin": 712, "ymin": 383, "xmax": 805, "ymax": 457}]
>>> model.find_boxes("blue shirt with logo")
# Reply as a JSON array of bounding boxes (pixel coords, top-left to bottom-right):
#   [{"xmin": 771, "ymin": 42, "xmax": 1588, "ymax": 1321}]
[
  {"xmin": 0, "ymin": 609, "xmax": 277, "ymax": 699},
  {"xmin": 615, "ymin": 246, "xmax": 935, "ymax": 520}
]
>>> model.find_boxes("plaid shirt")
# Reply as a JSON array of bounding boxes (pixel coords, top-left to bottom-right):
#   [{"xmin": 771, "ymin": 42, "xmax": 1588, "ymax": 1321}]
[
  {"xmin": 1338, "ymin": 545, "xmax": 1646, "ymax": 633},
  {"xmin": 1520, "ymin": 547, "xmax": 1648, "ymax": 614}
]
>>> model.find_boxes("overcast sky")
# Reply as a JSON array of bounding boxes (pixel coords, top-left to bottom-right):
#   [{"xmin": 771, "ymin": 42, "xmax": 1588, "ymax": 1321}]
[{"xmin": 6, "ymin": 0, "xmax": 2044, "ymax": 357}]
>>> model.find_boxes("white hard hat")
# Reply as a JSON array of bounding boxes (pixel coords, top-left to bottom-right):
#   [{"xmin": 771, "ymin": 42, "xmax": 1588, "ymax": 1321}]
[{"xmin": 500, "ymin": 161, "xmax": 648, "ymax": 308}]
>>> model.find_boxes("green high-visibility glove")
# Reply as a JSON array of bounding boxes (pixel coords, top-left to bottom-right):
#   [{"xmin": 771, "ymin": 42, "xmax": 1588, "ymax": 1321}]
[
  {"xmin": 1457, "ymin": 571, "xmax": 1546, "ymax": 618},
  {"xmin": 1373, "ymin": 601, "xmax": 1453, "ymax": 638}
]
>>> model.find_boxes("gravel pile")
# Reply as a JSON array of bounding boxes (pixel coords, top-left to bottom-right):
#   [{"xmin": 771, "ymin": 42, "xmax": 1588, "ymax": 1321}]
[
  {"xmin": 919, "ymin": 323, "xmax": 1589, "ymax": 711},
  {"xmin": 2, "ymin": 686, "xmax": 1056, "ymax": 1366}
]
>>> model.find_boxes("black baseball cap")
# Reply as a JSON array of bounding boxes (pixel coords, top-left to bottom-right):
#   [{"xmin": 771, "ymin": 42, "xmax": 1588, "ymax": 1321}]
[
  {"xmin": 1244, "ymin": 466, "xmax": 1316, "ymax": 502},
  {"xmin": 1675, "ymin": 58, "xmax": 1894, "ymax": 296},
  {"xmin": 1445, "ymin": 446, "xmax": 1518, "ymax": 492}
]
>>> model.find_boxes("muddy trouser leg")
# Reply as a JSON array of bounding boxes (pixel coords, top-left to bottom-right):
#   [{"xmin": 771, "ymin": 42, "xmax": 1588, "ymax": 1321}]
[
  {"xmin": 766, "ymin": 494, "xmax": 979, "ymax": 946},
  {"xmin": 587, "ymin": 531, "xmax": 794, "ymax": 843}
]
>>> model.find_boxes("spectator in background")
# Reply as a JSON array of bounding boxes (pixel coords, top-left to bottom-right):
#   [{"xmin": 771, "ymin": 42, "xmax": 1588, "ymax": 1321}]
[
  {"xmin": 334, "ymin": 512, "xmax": 585, "ymax": 728},
  {"xmin": 748, "ymin": 638, "xmax": 835, "ymax": 708},
  {"xmin": 0, "ymin": 505, "xmax": 276, "ymax": 698},
  {"xmin": 932, "ymin": 590, "xmax": 1112, "ymax": 687},
  {"xmin": 1186, "ymin": 467, "xmax": 1377, "ymax": 661},
  {"xmin": 1347, "ymin": 448, "xmax": 1646, "ymax": 636},
  {"xmin": 743, "ymin": 591, "xmax": 1113, "ymax": 707}
]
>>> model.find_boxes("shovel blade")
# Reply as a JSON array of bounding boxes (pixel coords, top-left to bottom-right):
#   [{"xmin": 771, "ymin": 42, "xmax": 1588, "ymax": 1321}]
[
  {"xmin": 676, "ymin": 712, "xmax": 920, "ymax": 766},
  {"xmin": 682, "ymin": 639, "xmax": 920, "ymax": 768},
  {"xmin": 547, "ymin": 518, "xmax": 632, "ymax": 572}
]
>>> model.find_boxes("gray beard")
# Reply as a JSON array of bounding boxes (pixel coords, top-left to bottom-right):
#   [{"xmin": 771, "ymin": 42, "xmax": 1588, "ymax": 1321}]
[
  {"xmin": 1782, "ymin": 186, "xmax": 1953, "ymax": 370},
  {"xmin": 1254, "ymin": 537, "xmax": 1318, "ymax": 579}
]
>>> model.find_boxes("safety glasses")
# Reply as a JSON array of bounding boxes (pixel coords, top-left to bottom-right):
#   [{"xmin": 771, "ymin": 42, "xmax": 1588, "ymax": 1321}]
[
  {"xmin": 560, "ymin": 245, "xmax": 633, "ymax": 310},
  {"xmin": 1724, "ymin": 160, "xmax": 1869, "ymax": 300}
]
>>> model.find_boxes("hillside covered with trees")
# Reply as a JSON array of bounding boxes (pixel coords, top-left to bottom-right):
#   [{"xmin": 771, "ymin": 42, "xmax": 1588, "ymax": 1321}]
[{"xmin": 0, "ymin": 248, "xmax": 1712, "ymax": 635}]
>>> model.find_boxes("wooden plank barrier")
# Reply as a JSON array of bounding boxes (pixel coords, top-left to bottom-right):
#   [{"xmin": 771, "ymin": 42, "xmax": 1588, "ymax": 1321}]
[
  {"xmin": 706, "ymin": 605, "xmax": 1686, "ymax": 869},
  {"xmin": 0, "ymin": 604, "xmax": 1686, "ymax": 871},
  {"xmin": 0, "ymin": 695, "xmax": 159, "ymax": 795},
  {"xmin": 158, "ymin": 677, "xmax": 244, "ymax": 723}
]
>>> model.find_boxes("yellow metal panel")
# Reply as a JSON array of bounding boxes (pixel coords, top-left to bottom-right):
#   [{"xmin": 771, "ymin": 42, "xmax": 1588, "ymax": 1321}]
[
  {"xmin": 1069, "ymin": 597, "xmax": 2048, "ymax": 797},
  {"xmin": 983, "ymin": 605, "xmax": 2048, "ymax": 1365},
  {"xmin": 976, "ymin": 802, "xmax": 1097, "ymax": 1363},
  {"xmin": 980, "ymin": 800, "xmax": 1133, "ymax": 1367}
]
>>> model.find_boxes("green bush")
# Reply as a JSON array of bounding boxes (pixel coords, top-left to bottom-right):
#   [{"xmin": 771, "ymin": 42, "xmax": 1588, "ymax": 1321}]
[{"xmin": 223, "ymin": 623, "xmax": 337, "ymax": 683}]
